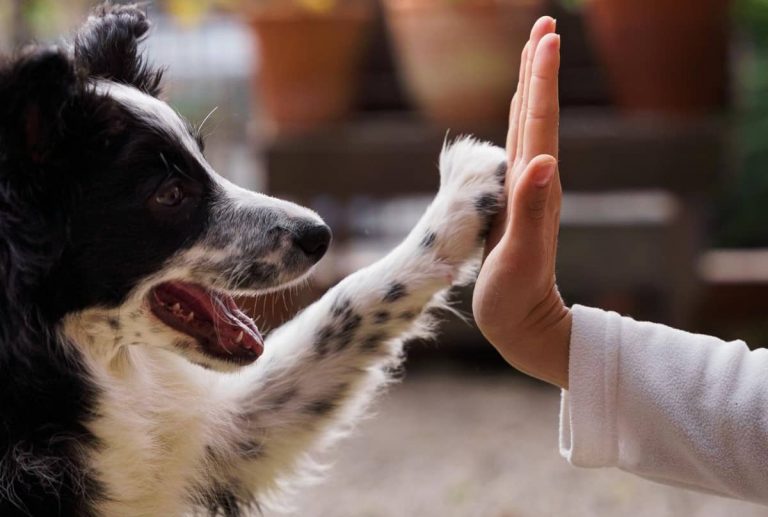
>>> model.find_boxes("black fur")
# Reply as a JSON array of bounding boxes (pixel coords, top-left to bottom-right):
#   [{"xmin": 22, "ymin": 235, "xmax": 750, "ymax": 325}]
[
  {"xmin": 495, "ymin": 160, "xmax": 508, "ymax": 181},
  {"xmin": 361, "ymin": 332, "xmax": 387, "ymax": 352},
  {"xmin": 420, "ymin": 231, "xmax": 437, "ymax": 249},
  {"xmin": 74, "ymin": 3, "xmax": 164, "ymax": 96},
  {"xmin": 198, "ymin": 481, "xmax": 246, "ymax": 517},
  {"xmin": 314, "ymin": 305, "xmax": 363, "ymax": 355},
  {"xmin": 474, "ymin": 193, "xmax": 500, "ymax": 240},
  {"xmin": 474, "ymin": 193, "xmax": 498, "ymax": 218},
  {"xmin": 331, "ymin": 298, "xmax": 351, "ymax": 318},
  {"xmin": 269, "ymin": 388, "xmax": 298, "ymax": 408},
  {"xmin": 304, "ymin": 398, "xmax": 337, "ymax": 417},
  {"xmin": 0, "ymin": 6, "xmax": 211, "ymax": 515},
  {"xmin": 304, "ymin": 383, "xmax": 349, "ymax": 417},
  {"xmin": 336, "ymin": 310, "xmax": 362, "ymax": 349},
  {"xmin": 0, "ymin": 47, "xmax": 108, "ymax": 517},
  {"xmin": 1, "ymin": 4, "xmax": 332, "ymax": 515},
  {"xmin": 383, "ymin": 282, "xmax": 407, "ymax": 303}
]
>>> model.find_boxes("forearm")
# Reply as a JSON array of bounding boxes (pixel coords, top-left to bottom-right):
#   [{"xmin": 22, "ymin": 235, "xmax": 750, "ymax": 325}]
[{"xmin": 562, "ymin": 305, "xmax": 768, "ymax": 504}]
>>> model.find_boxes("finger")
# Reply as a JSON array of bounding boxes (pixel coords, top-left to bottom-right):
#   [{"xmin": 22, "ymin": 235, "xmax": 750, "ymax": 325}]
[
  {"xmin": 523, "ymin": 33, "xmax": 561, "ymax": 163},
  {"xmin": 516, "ymin": 17, "xmax": 556, "ymax": 168},
  {"xmin": 546, "ymin": 169, "xmax": 563, "ymax": 275},
  {"xmin": 506, "ymin": 43, "xmax": 528, "ymax": 164},
  {"xmin": 509, "ymin": 17, "xmax": 555, "ymax": 222},
  {"xmin": 507, "ymin": 155, "xmax": 558, "ymax": 248}
]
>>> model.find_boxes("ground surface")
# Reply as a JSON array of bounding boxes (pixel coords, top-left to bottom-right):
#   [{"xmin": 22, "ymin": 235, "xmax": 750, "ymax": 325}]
[{"xmin": 282, "ymin": 368, "xmax": 768, "ymax": 517}]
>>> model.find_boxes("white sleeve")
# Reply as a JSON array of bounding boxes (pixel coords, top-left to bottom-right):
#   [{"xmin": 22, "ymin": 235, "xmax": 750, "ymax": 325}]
[{"xmin": 559, "ymin": 304, "xmax": 768, "ymax": 504}]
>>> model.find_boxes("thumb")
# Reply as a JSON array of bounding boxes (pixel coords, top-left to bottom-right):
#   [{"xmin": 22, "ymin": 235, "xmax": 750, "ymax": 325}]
[{"xmin": 509, "ymin": 155, "xmax": 558, "ymax": 241}]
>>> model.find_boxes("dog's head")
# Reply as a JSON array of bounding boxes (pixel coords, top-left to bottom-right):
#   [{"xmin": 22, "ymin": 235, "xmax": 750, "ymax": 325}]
[{"xmin": 0, "ymin": 5, "xmax": 330, "ymax": 370}]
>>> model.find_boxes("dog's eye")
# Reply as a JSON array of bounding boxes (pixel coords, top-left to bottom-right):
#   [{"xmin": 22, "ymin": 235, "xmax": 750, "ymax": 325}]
[{"xmin": 155, "ymin": 180, "xmax": 184, "ymax": 207}]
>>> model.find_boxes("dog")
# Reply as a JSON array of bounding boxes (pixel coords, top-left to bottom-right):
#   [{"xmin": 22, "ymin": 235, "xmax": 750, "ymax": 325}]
[{"xmin": 0, "ymin": 4, "xmax": 506, "ymax": 516}]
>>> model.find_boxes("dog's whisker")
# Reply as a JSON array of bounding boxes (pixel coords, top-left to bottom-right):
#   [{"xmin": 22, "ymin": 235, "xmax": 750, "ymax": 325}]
[
  {"xmin": 281, "ymin": 290, "xmax": 289, "ymax": 315},
  {"xmin": 197, "ymin": 106, "xmax": 218, "ymax": 137}
]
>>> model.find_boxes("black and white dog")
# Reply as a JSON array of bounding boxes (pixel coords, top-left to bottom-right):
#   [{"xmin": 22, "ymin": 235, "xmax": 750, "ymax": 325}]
[{"xmin": 0, "ymin": 4, "xmax": 506, "ymax": 516}]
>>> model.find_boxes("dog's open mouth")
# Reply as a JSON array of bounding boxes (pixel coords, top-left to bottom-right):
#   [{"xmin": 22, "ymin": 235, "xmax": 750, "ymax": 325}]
[{"xmin": 149, "ymin": 281, "xmax": 263, "ymax": 365}]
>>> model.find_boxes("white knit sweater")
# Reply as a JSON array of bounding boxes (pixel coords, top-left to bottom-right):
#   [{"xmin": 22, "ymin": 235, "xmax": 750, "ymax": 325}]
[{"xmin": 560, "ymin": 305, "xmax": 768, "ymax": 505}]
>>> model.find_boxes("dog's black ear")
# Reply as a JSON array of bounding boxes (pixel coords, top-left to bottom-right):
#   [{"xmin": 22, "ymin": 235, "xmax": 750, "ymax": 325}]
[
  {"xmin": 74, "ymin": 3, "xmax": 163, "ymax": 96},
  {"xmin": 0, "ymin": 47, "xmax": 80, "ymax": 167}
]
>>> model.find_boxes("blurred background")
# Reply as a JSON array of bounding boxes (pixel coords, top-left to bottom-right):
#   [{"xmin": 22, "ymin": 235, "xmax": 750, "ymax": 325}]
[{"xmin": 3, "ymin": 0, "xmax": 768, "ymax": 515}]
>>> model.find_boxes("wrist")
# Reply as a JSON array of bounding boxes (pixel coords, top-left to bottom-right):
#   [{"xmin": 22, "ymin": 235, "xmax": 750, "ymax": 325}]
[{"xmin": 493, "ymin": 305, "xmax": 572, "ymax": 389}]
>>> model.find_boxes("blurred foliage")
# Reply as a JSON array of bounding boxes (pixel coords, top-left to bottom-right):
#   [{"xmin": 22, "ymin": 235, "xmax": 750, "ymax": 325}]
[
  {"xmin": 4, "ymin": 0, "xmax": 360, "ymax": 37},
  {"xmin": 718, "ymin": 0, "xmax": 768, "ymax": 247},
  {"xmin": 737, "ymin": 0, "xmax": 768, "ymax": 45},
  {"xmin": 166, "ymin": 0, "xmax": 217, "ymax": 26},
  {"xmin": 10, "ymin": 0, "xmax": 88, "ymax": 41},
  {"xmin": 556, "ymin": 0, "xmax": 585, "ymax": 12},
  {"xmin": 165, "ymin": 0, "xmax": 355, "ymax": 22}
]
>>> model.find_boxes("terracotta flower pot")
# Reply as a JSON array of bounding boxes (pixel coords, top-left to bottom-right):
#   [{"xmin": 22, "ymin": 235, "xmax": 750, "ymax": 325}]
[
  {"xmin": 248, "ymin": 4, "xmax": 373, "ymax": 134},
  {"xmin": 584, "ymin": 0, "xmax": 730, "ymax": 116},
  {"xmin": 383, "ymin": 0, "xmax": 542, "ymax": 126}
]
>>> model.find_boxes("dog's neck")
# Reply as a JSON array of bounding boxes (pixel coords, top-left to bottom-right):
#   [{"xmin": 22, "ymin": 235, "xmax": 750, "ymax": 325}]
[
  {"xmin": 61, "ymin": 307, "xmax": 136, "ymax": 368},
  {"xmin": 59, "ymin": 304, "xmax": 178, "ymax": 377}
]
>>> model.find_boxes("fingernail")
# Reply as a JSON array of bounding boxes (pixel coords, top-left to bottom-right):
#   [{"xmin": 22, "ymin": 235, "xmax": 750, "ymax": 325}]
[{"xmin": 534, "ymin": 161, "xmax": 557, "ymax": 187}]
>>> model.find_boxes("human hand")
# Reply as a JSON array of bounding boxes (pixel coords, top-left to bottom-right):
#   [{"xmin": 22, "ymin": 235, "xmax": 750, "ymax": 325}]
[{"xmin": 472, "ymin": 17, "xmax": 571, "ymax": 389}]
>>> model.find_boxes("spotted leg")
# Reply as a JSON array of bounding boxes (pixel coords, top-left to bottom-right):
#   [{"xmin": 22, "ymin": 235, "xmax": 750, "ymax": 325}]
[{"xmin": 203, "ymin": 137, "xmax": 507, "ymax": 509}]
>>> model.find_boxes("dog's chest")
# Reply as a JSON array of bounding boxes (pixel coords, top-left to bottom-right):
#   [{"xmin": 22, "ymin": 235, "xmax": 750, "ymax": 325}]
[{"xmin": 85, "ymin": 351, "xmax": 227, "ymax": 515}]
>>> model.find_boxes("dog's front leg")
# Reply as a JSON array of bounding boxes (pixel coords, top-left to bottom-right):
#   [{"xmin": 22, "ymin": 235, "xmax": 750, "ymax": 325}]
[{"xmin": 203, "ymin": 138, "xmax": 506, "ymax": 508}]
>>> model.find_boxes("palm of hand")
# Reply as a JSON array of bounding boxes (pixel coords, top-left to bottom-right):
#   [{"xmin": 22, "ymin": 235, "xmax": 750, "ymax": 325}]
[
  {"xmin": 471, "ymin": 17, "xmax": 571, "ymax": 388},
  {"xmin": 473, "ymin": 168, "xmax": 561, "ymax": 350}
]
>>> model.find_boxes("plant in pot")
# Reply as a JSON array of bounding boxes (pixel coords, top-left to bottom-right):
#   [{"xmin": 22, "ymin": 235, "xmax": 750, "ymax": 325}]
[
  {"xmin": 382, "ymin": 0, "xmax": 543, "ymax": 128},
  {"xmin": 716, "ymin": 0, "xmax": 768, "ymax": 247},
  {"xmin": 242, "ymin": 0, "xmax": 375, "ymax": 135},
  {"xmin": 578, "ymin": 0, "xmax": 731, "ymax": 115}
]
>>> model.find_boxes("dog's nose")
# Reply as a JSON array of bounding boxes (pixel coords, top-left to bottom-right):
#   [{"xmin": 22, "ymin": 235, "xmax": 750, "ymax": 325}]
[{"xmin": 293, "ymin": 223, "xmax": 332, "ymax": 262}]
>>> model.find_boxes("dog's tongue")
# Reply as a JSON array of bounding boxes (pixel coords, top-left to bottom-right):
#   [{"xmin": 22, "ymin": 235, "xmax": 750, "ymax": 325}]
[{"xmin": 150, "ymin": 282, "xmax": 263, "ymax": 361}]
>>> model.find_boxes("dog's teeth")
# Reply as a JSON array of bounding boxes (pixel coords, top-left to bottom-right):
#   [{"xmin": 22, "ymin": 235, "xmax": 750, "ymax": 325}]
[
  {"xmin": 234, "ymin": 331, "xmax": 244, "ymax": 344},
  {"xmin": 172, "ymin": 303, "xmax": 181, "ymax": 312},
  {"xmin": 185, "ymin": 312, "xmax": 194, "ymax": 322}
]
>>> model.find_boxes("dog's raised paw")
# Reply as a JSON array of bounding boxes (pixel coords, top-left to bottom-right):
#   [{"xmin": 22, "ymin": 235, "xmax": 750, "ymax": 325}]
[
  {"xmin": 418, "ymin": 137, "xmax": 506, "ymax": 268},
  {"xmin": 438, "ymin": 136, "xmax": 507, "ymax": 191}
]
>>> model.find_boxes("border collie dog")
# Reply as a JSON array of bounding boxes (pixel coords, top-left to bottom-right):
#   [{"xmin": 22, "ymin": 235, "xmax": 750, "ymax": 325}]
[{"xmin": 0, "ymin": 4, "xmax": 506, "ymax": 516}]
